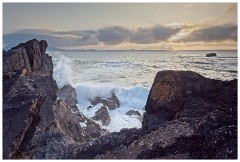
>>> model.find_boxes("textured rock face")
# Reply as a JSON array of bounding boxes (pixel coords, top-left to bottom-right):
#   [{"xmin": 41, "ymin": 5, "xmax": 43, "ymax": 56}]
[
  {"xmin": 140, "ymin": 70, "xmax": 237, "ymax": 159},
  {"xmin": 3, "ymin": 39, "xmax": 58, "ymax": 159},
  {"xmin": 57, "ymin": 84, "xmax": 78, "ymax": 108},
  {"xmin": 3, "ymin": 39, "xmax": 53, "ymax": 75},
  {"xmin": 93, "ymin": 106, "xmax": 111, "ymax": 126}
]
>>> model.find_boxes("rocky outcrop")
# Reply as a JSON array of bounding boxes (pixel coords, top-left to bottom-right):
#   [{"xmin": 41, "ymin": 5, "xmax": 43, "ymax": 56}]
[
  {"xmin": 90, "ymin": 93, "xmax": 120, "ymax": 110},
  {"xmin": 3, "ymin": 39, "xmax": 105, "ymax": 159},
  {"xmin": 93, "ymin": 106, "xmax": 111, "ymax": 126},
  {"xmin": 57, "ymin": 84, "xmax": 78, "ymax": 108},
  {"xmin": 140, "ymin": 70, "xmax": 237, "ymax": 159},
  {"xmin": 206, "ymin": 53, "xmax": 217, "ymax": 57},
  {"xmin": 3, "ymin": 39, "xmax": 58, "ymax": 159}
]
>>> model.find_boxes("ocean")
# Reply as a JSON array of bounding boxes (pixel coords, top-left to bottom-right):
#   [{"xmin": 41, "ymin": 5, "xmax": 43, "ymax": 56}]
[{"xmin": 48, "ymin": 50, "xmax": 237, "ymax": 132}]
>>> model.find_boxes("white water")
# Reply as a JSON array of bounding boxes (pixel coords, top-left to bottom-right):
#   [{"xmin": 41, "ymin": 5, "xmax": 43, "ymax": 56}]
[{"xmin": 50, "ymin": 50, "xmax": 237, "ymax": 132}]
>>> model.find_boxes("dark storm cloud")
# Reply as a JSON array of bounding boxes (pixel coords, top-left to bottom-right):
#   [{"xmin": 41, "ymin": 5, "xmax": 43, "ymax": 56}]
[
  {"xmin": 98, "ymin": 26, "xmax": 130, "ymax": 45},
  {"xmin": 178, "ymin": 24, "xmax": 237, "ymax": 42},
  {"xmin": 130, "ymin": 25, "xmax": 182, "ymax": 44}
]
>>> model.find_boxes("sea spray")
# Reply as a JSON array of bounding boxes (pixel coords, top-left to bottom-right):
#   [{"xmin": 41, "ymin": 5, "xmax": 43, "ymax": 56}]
[{"xmin": 53, "ymin": 55, "xmax": 73, "ymax": 88}]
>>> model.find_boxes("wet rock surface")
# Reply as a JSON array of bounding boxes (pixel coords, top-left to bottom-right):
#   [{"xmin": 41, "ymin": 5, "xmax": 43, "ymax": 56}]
[
  {"xmin": 90, "ymin": 93, "xmax": 120, "ymax": 110},
  {"xmin": 93, "ymin": 106, "xmax": 111, "ymax": 126},
  {"xmin": 57, "ymin": 84, "xmax": 78, "ymax": 108}
]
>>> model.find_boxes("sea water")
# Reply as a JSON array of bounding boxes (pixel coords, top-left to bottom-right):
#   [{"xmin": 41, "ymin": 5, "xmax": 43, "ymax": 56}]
[{"xmin": 48, "ymin": 50, "xmax": 237, "ymax": 132}]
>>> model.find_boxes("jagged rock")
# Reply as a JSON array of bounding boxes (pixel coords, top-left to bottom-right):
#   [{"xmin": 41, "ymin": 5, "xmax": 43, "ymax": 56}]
[
  {"xmin": 83, "ymin": 119, "xmax": 108, "ymax": 138},
  {"xmin": 57, "ymin": 84, "xmax": 78, "ymax": 108},
  {"xmin": 206, "ymin": 53, "xmax": 217, "ymax": 57},
  {"xmin": 52, "ymin": 99, "xmax": 87, "ymax": 142},
  {"xmin": 93, "ymin": 106, "xmax": 111, "ymax": 126},
  {"xmin": 90, "ymin": 92, "xmax": 120, "ymax": 110},
  {"xmin": 3, "ymin": 39, "xmax": 53, "ymax": 75},
  {"xmin": 3, "ymin": 39, "xmax": 58, "ymax": 159}
]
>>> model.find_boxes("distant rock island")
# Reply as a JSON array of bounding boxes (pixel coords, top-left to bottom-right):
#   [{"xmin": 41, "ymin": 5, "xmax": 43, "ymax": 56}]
[
  {"xmin": 3, "ymin": 39, "xmax": 237, "ymax": 159},
  {"xmin": 206, "ymin": 53, "xmax": 217, "ymax": 57}
]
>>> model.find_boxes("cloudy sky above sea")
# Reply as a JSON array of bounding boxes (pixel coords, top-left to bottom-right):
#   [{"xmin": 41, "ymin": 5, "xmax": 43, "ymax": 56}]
[{"xmin": 3, "ymin": 2, "xmax": 237, "ymax": 50}]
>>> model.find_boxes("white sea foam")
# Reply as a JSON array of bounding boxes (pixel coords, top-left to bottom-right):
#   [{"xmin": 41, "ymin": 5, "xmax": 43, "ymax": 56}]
[{"xmin": 73, "ymin": 82, "xmax": 149, "ymax": 132}]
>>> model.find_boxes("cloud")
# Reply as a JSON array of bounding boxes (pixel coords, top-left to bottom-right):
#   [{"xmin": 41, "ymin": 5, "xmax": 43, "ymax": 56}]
[
  {"xmin": 177, "ymin": 24, "xmax": 237, "ymax": 42},
  {"xmin": 130, "ymin": 25, "xmax": 181, "ymax": 44},
  {"xmin": 3, "ymin": 25, "xmax": 183, "ymax": 49},
  {"xmin": 98, "ymin": 26, "xmax": 130, "ymax": 45},
  {"xmin": 225, "ymin": 4, "xmax": 237, "ymax": 14},
  {"xmin": 3, "ymin": 24, "xmax": 237, "ymax": 49}
]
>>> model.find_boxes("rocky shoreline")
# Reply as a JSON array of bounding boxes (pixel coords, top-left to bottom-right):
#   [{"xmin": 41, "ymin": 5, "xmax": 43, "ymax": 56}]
[{"xmin": 3, "ymin": 39, "xmax": 237, "ymax": 159}]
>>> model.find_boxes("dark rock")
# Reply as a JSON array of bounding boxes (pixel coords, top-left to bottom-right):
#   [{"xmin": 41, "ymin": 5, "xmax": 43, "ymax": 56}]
[
  {"xmin": 57, "ymin": 84, "xmax": 78, "ymax": 108},
  {"xmin": 52, "ymin": 99, "xmax": 87, "ymax": 142},
  {"xmin": 139, "ymin": 70, "xmax": 237, "ymax": 159},
  {"xmin": 93, "ymin": 106, "xmax": 111, "ymax": 126},
  {"xmin": 66, "ymin": 128, "xmax": 142, "ymax": 159},
  {"xmin": 142, "ymin": 113, "xmax": 166, "ymax": 132},
  {"xmin": 87, "ymin": 105, "xmax": 93, "ymax": 110},
  {"xmin": 83, "ymin": 119, "xmax": 108, "ymax": 138},
  {"xmin": 126, "ymin": 110, "xmax": 141, "ymax": 116},
  {"xmin": 206, "ymin": 53, "xmax": 217, "ymax": 57},
  {"xmin": 96, "ymin": 120, "xmax": 194, "ymax": 159},
  {"xmin": 3, "ymin": 39, "xmax": 58, "ymax": 159},
  {"xmin": 90, "ymin": 92, "xmax": 120, "ymax": 110},
  {"xmin": 143, "ymin": 70, "xmax": 237, "ymax": 130},
  {"xmin": 126, "ymin": 110, "xmax": 143, "ymax": 122},
  {"xmin": 3, "ymin": 39, "xmax": 53, "ymax": 75}
]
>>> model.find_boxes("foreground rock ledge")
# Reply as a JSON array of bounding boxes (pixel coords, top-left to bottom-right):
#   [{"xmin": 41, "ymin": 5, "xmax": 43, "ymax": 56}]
[{"xmin": 3, "ymin": 40, "xmax": 237, "ymax": 159}]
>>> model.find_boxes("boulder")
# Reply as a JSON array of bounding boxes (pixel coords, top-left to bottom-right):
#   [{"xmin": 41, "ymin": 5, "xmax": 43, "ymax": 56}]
[
  {"xmin": 57, "ymin": 84, "xmax": 78, "ymax": 108},
  {"xmin": 206, "ymin": 53, "xmax": 217, "ymax": 57},
  {"xmin": 93, "ymin": 106, "xmax": 111, "ymax": 126},
  {"xmin": 90, "ymin": 92, "xmax": 120, "ymax": 110},
  {"xmin": 126, "ymin": 110, "xmax": 141, "ymax": 116},
  {"xmin": 143, "ymin": 70, "xmax": 237, "ymax": 129},
  {"xmin": 126, "ymin": 110, "xmax": 143, "ymax": 121}
]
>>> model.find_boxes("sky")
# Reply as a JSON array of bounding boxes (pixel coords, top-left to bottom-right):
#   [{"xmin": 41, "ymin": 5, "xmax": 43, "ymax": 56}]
[{"xmin": 2, "ymin": 3, "xmax": 238, "ymax": 50}]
